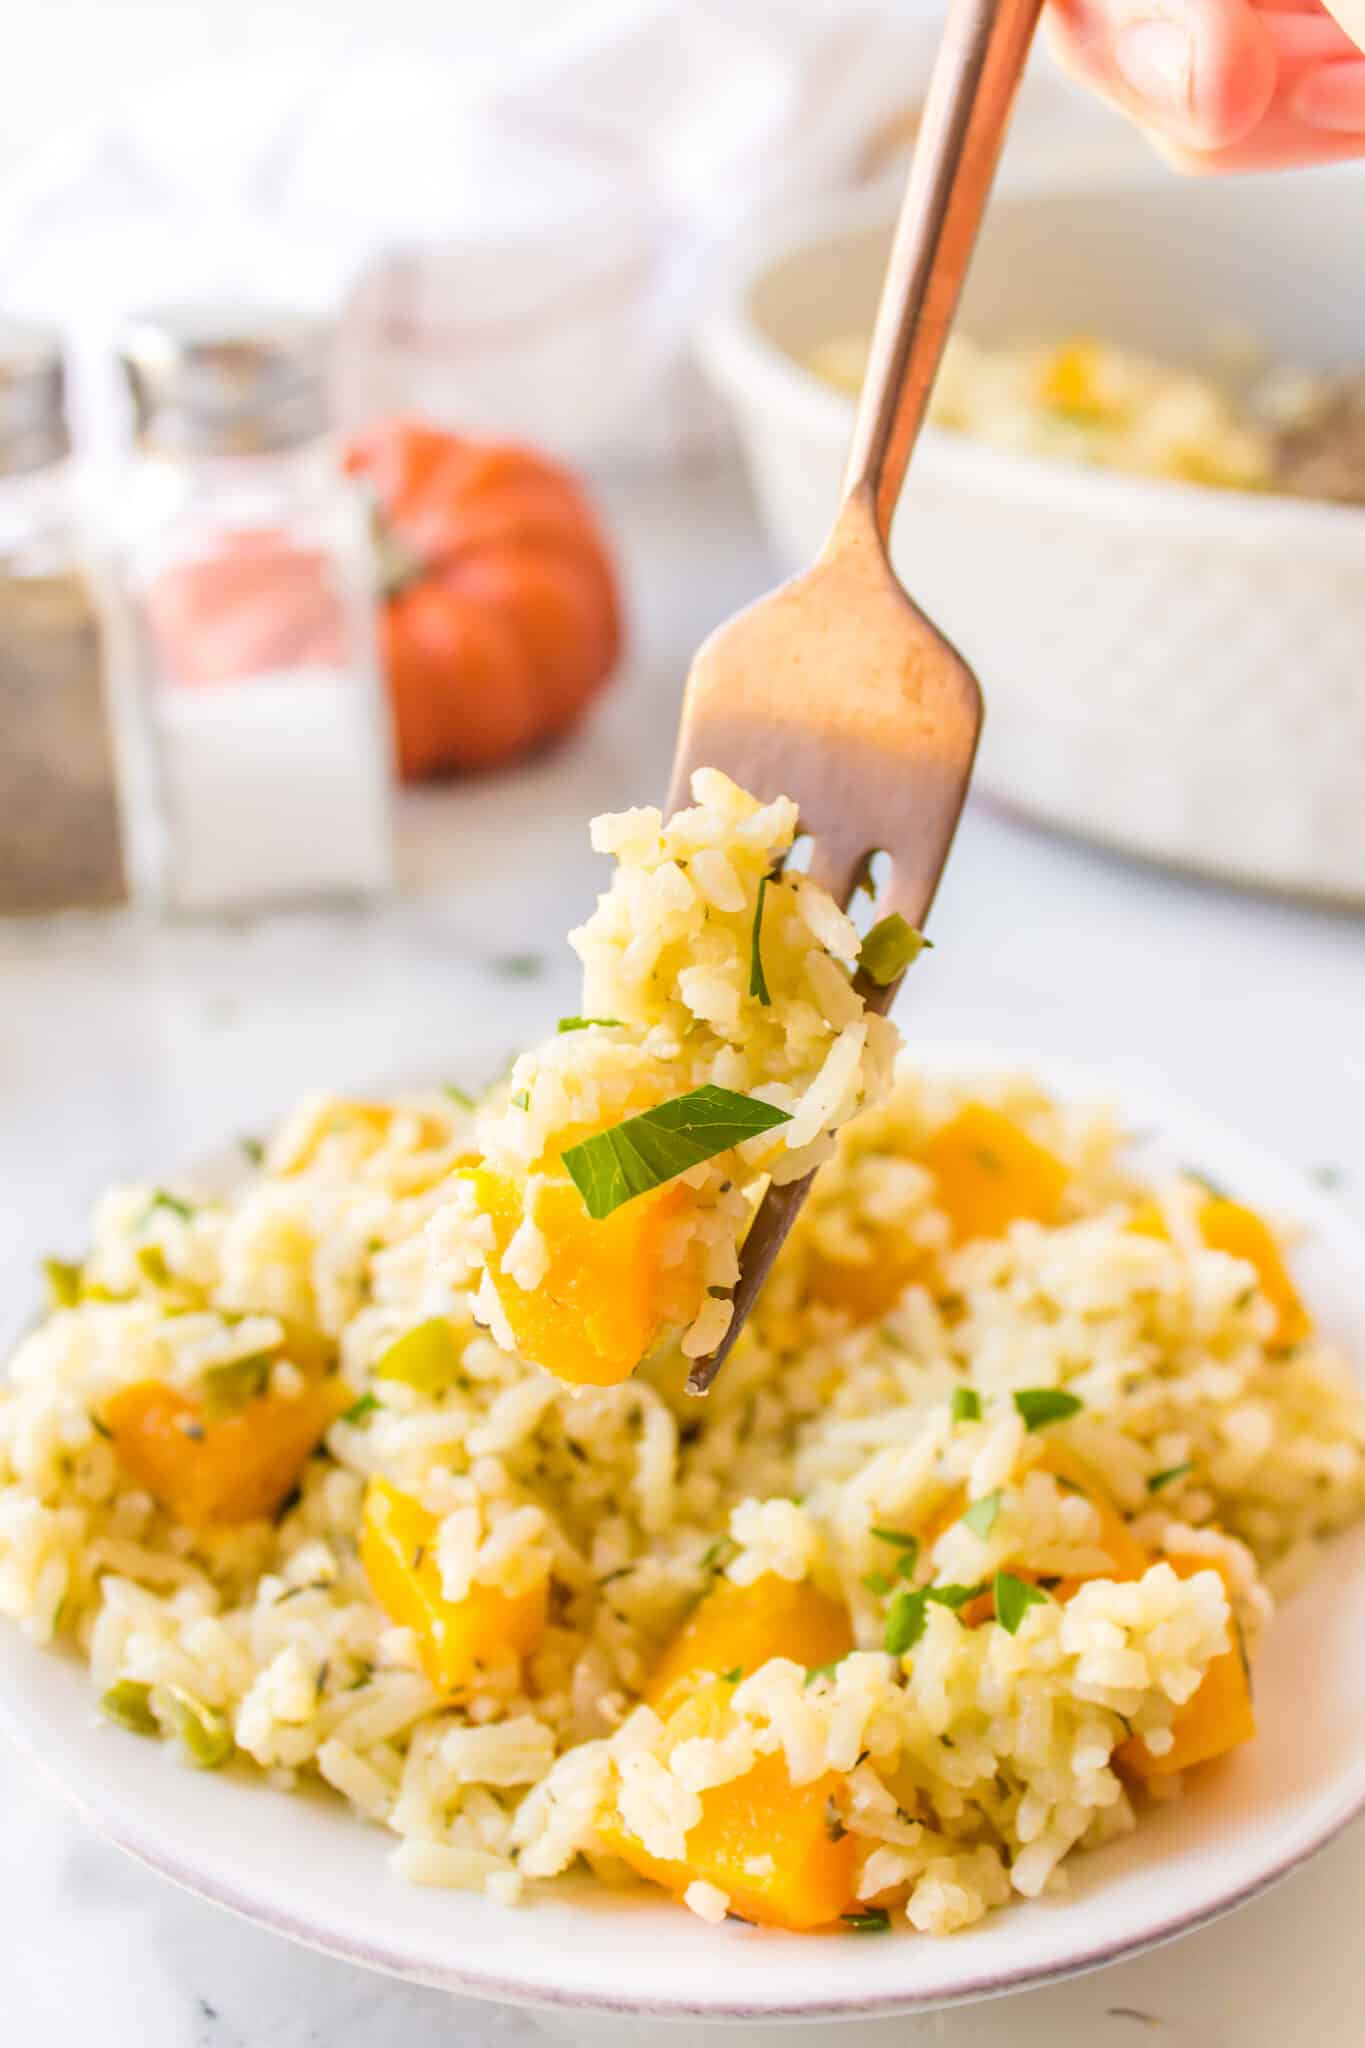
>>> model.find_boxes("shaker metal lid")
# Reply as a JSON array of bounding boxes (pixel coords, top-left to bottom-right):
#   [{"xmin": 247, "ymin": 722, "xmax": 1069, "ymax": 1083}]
[
  {"xmin": 0, "ymin": 319, "xmax": 69, "ymax": 475},
  {"xmin": 117, "ymin": 307, "xmax": 334, "ymax": 454}
]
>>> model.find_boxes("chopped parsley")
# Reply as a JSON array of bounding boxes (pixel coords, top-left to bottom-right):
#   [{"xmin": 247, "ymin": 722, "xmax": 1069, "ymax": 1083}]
[
  {"xmin": 1013, "ymin": 1388, "xmax": 1083, "ymax": 1431},
  {"xmin": 961, "ymin": 1490, "xmax": 1003, "ymax": 1540},
  {"xmin": 561, "ymin": 1085, "xmax": 792, "ymax": 1220},
  {"xmin": 200, "ymin": 1353, "xmax": 272, "ymax": 1418},
  {"xmin": 748, "ymin": 874, "xmax": 773, "ymax": 1006},
  {"xmin": 883, "ymin": 1589, "xmax": 927, "ymax": 1656},
  {"xmin": 805, "ymin": 1660, "xmax": 843, "ymax": 1686},
  {"xmin": 141, "ymin": 1189, "xmax": 194, "ymax": 1225},
  {"xmin": 442, "ymin": 1083, "xmax": 476, "ymax": 1110},
  {"xmin": 994, "ymin": 1571, "xmax": 1049, "ymax": 1635},
  {"xmin": 950, "ymin": 1385, "xmax": 981, "ymax": 1423},
  {"xmin": 239, "ymin": 1135, "xmax": 266, "ymax": 1167},
  {"xmin": 720, "ymin": 1665, "xmax": 743, "ymax": 1684},
  {"xmin": 870, "ymin": 1529, "xmax": 920, "ymax": 1573},
  {"xmin": 841, "ymin": 1908, "xmax": 891, "ymax": 1933},
  {"xmin": 857, "ymin": 914, "xmax": 931, "ymax": 988},
  {"xmin": 1183, "ymin": 1166, "xmax": 1230, "ymax": 1201},
  {"xmin": 342, "ymin": 1392, "xmax": 380, "ymax": 1426},
  {"xmin": 860, "ymin": 1570, "xmax": 893, "ymax": 1597},
  {"xmin": 926, "ymin": 1581, "xmax": 988, "ymax": 1610},
  {"xmin": 557, "ymin": 1016, "xmax": 624, "ymax": 1034},
  {"xmin": 1147, "ymin": 1461, "xmax": 1194, "ymax": 1494},
  {"xmin": 511, "ymin": 1090, "xmax": 531, "ymax": 1111}
]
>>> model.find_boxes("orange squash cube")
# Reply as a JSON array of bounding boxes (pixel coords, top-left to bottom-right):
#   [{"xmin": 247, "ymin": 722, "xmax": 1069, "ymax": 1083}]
[
  {"xmin": 360, "ymin": 1477, "xmax": 546, "ymax": 1694},
  {"xmin": 468, "ymin": 1167, "xmax": 695, "ymax": 1386},
  {"xmin": 1130, "ymin": 1193, "xmax": 1310, "ymax": 1346},
  {"xmin": 104, "ymin": 1371, "xmax": 349, "ymax": 1527},
  {"xmin": 598, "ymin": 1679, "xmax": 856, "ymax": 1931},
  {"xmin": 1117, "ymin": 1554, "xmax": 1255, "ymax": 1779},
  {"xmin": 920, "ymin": 1105, "xmax": 1068, "ymax": 1245},
  {"xmin": 645, "ymin": 1573, "xmax": 854, "ymax": 1720}
]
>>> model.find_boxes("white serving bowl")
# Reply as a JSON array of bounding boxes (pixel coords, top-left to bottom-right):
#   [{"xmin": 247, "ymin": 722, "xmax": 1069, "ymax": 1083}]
[{"xmin": 699, "ymin": 166, "xmax": 1365, "ymax": 904}]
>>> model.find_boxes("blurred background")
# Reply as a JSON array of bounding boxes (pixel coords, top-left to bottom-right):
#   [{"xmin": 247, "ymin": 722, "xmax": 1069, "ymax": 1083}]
[{"xmin": 3, "ymin": 3, "xmax": 1365, "ymax": 2041}]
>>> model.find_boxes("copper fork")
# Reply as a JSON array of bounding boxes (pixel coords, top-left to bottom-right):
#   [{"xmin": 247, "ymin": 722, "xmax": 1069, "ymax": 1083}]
[{"xmin": 670, "ymin": 0, "xmax": 1043, "ymax": 1394}]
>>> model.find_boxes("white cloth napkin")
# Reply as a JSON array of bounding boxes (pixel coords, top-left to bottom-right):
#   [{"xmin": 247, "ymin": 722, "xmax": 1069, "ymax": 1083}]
[{"xmin": 0, "ymin": 0, "xmax": 1120, "ymax": 468}]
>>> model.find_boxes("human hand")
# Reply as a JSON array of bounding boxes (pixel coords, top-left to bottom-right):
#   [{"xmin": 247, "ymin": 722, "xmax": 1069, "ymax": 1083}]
[{"xmin": 1048, "ymin": 0, "xmax": 1365, "ymax": 170}]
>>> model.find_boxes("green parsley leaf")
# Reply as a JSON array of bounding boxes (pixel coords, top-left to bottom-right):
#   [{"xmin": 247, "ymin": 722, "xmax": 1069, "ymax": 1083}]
[
  {"xmin": 511, "ymin": 1090, "xmax": 531, "ymax": 1111},
  {"xmin": 720, "ymin": 1665, "xmax": 743, "ymax": 1684},
  {"xmin": 101, "ymin": 1678, "xmax": 158, "ymax": 1736},
  {"xmin": 994, "ymin": 1571, "xmax": 1049, "ymax": 1635},
  {"xmin": 699, "ymin": 1535, "xmax": 738, "ymax": 1574},
  {"xmin": 239, "ymin": 1135, "xmax": 266, "ymax": 1168},
  {"xmin": 557, "ymin": 1017, "xmax": 624, "ymax": 1034},
  {"xmin": 142, "ymin": 1189, "xmax": 194, "ymax": 1225},
  {"xmin": 883, "ymin": 1589, "xmax": 928, "ymax": 1656},
  {"xmin": 950, "ymin": 1385, "xmax": 981, "ymax": 1423},
  {"xmin": 561, "ymin": 1085, "xmax": 793, "ymax": 1220},
  {"xmin": 200, "ymin": 1354, "xmax": 273, "ymax": 1419},
  {"xmin": 925, "ymin": 1581, "xmax": 988, "ymax": 1610},
  {"xmin": 748, "ymin": 874, "xmax": 772, "ymax": 1006},
  {"xmin": 870, "ymin": 1527, "xmax": 920, "ymax": 1563},
  {"xmin": 42, "ymin": 1257, "xmax": 83, "ymax": 1310},
  {"xmin": 1013, "ymin": 1388, "xmax": 1083, "ymax": 1431},
  {"xmin": 442, "ymin": 1083, "xmax": 475, "ymax": 1110},
  {"xmin": 961, "ymin": 1490, "xmax": 1003, "ymax": 1540},
  {"xmin": 861, "ymin": 1570, "xmax": 893, "ymax": 1597},
  {"xmin": 841, "ymin": 1908, "xmax": 891, "ymax": 1933},
  {"xmin": 374, "ymin": 1319, "xmax": 459, "ymax": 1395},
  {"xmin": 1147, "ymin": 1461, "xmax": 1194, "ymax": 1494},
  {"xmin": 342, "ymin": 1392, "xmax": 380, "ymax": 1426},
  {"xmin": 857, "ymin": 913, "xmax": 931, "ymax": 988}
]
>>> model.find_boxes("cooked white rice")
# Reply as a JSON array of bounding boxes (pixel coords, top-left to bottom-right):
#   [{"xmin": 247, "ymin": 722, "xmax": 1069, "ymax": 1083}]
[{"xmin": 2, "ymin": 781, "xmax": 1362, "ymax": 1939}]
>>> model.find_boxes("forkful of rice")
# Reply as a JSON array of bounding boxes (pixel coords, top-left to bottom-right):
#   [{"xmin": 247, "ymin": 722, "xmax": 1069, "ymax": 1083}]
[{"xmin": 457, "ymin": 0, "xmax": 1040, "ymax": 1393}]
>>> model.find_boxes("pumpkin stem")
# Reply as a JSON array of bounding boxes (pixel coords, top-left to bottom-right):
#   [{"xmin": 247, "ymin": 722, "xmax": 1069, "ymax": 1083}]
[{"xmin": 369, "ymin": 508, "xmax": 425, "ymax": 600}]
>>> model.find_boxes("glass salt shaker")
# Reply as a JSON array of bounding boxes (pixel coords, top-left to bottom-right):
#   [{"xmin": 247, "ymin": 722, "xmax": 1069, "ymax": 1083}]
[
  {"xmin": 110, "ymin": 309, "xmax": 395, "ymax": 913},
  {"xmin": 0, "ymin": 321, "xmax": 128, "ymax": 914}
]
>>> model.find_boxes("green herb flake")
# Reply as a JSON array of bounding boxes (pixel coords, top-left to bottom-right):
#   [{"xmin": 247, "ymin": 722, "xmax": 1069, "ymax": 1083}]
[
  {"xmin": 699, "ymin": 1534, "xmax": 738, "ymax": 1575},
  {"xmin": 101, "ymin": 1678, "xmax": 158, "ymax": 1736},
  {"xmin": 239, "ymin": 1135, "xmax": 266, "ymax": 1168},
  {"xmin": 342, "ymin": 1392, "xmax": 380, "ymax": 1426},
  {"xmin": 824, "ymin": 1796, "xmax": 848, "ymax": 1842},
  {"xmin": 166, "ymin": 1685, "xmax": 233, "ymax": 1769},
  {"xmin": 870, "ymin": 1527, "xmax": 920, "ymax": 1565},
  {"xmin": 1013, "ymin": 1388, "xmax": 1083, "ymax": 1431},
  {"xmin": 720, "ymin": 1665, "xmax": 743, "ymax": 1684},
  {"xmin": 561, "ymin": 1085, "xmax": 792, "ymax": 1220},
  {"xmin": 748, "ymin": 874, "xmax": 773, "ymax": 1006},
  {"xmin": 860, "ymin": 1570, "xmax": 893, "ymax": 1597},
  {"xmin": 925, "ymin": 1581, "xmax": 988, "ymax": 1611},
  {"xmin": 200, "ymin": 1354, "xmax": 273, "ymax": 1419},
  {"xmin": 950, "ymin": 1385, "xmax": 982, "ymax": 1423},
  {"xmin": 961, "ymin": 1490, "xmax": 1003, "ymax": 1540},
  {"xmin": 511, "ymin": 1090, "xmax": 531, "ymax": 1111},
  {"xmin": 857, "ymin": 913, "xmax": 931, "ymax": 988},
  {"xmin": 883, "ymin": 1589, "xmax": 928, "ymax": 1656},
  {"xmin": 994, "ymin": 1571, "xmax": 1049, "ymax": 1636},
  {"xmin": 373, "ymin": 1318, "xmax": 460, "ymax": 1396},
  {"xmin": 42, "ymin": 1257, "xmax": 83, "ymax": 1310},
  {"xmin": 841, "ymin": 1908, "xmax": 891, "ymax": 1933},
  {"xmin": 142, "ymin": 1189, "xmax": 195, "ymax": 1225},
  {"xmin": 805, "ymin": 1660, "xmax": 843, "ymax": 1686},
  {"xmin": 135, "ymin": 1245, "xmax": 171, "ymax": 1289},
  {"xmin": 442, "ymin": 1083, "xmax": 476, "ymax": 1110},
  {"xmin": 557, "ymin": 1016, "xmax": 624, "ymax": 1034},
  {"xmin": 1183, "ymin": 1166, "xmax": 1230, "ymax": 1201},
  {"xmin": 1147, "ymin": 1461, "xmax": 1194, "ymax": 1494}
]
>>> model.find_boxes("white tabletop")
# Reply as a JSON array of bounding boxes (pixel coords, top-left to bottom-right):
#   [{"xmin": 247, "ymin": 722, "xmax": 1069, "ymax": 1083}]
[{"xmin": 2, "ymin": 457, "xmax": 1362, "ymax": 2047}]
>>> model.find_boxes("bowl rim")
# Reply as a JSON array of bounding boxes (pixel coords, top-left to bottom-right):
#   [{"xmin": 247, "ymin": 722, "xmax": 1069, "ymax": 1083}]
[{"xmin": 696, "ymin": 177, "xmax": 1365, "ymax": 555}]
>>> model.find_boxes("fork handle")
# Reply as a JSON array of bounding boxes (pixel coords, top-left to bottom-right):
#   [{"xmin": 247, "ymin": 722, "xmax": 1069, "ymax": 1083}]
[{"xmin": 842, "ymin": 0, "xmax": 1043, "ymax": 544}]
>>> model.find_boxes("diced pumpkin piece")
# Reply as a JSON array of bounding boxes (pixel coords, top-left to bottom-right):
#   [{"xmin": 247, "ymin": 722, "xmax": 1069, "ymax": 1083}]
[
  {"xmin": 645, "ymin": 1573, "xmax": 854, "ymax": 1720},
  {"xmin": 598, "ymin": 1679, "xmax": 856, "ymax": 1931},
  {"xmin": 1130, "ymin": 1195, "xmax": 1310, "ymax": 1346},
  {"xmin": 920, "ymin": 1105, "xmax": 1068, "ymax": 1245},
  {"xmin": 104, "ymin": 1371, "xmax": 349, "ymax": 1527},
  {"xmin": 804, "ymin": 1244, "xmax": 929, "ymax": 1324},
  {"xmin": 1117, "ymin": 1554, "xmax": 1255, "ymax": 1779},
  {"xmin": 360, "ymin": 1477, "xmax": 546, "ymax": 1694},
  {"xmin": 467, "ymin": 1167, "xmax": 695, "ymax": 1387}
]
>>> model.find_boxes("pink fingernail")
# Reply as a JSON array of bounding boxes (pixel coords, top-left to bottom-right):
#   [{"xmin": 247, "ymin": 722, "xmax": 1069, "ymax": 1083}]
[
  {"xmin": 1293, "ymin": 61, "xmax": 1365, "ymax": 132},
  {"xmin": 1115, "ymin": 19, "xmax": 1196, "ymax": 120}
]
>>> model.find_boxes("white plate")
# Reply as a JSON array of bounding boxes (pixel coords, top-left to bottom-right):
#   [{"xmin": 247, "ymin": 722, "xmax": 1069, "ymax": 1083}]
[{"xmin": 3, "ymin": 1057, "xmax": 1365, "ymax": 2021}]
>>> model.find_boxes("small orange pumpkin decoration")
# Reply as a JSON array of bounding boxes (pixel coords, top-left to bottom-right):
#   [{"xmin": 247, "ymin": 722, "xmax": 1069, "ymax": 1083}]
[{"xmin": 345, "ymin": 420, "xmax": 622, "ymax": 781}]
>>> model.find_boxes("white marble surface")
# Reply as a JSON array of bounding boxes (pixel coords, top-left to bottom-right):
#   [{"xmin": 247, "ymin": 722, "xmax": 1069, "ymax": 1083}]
[{"xmin": 2, "ymin": 458, "xmax": 1363, "ymax": 2045}]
